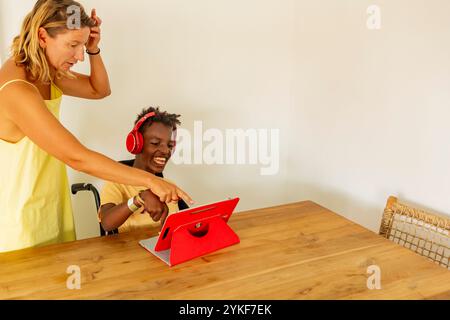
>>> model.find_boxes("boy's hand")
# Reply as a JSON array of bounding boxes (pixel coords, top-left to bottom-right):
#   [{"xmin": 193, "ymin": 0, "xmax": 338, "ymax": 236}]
[{"xmin": 139, "ymin": 190, "xmax": 169, "ymax": 223}]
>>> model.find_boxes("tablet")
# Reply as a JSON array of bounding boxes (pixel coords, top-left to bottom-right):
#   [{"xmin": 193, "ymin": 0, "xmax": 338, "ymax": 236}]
[
  {"xmin": 155, "ymin": 197, "xmax": 240, "ymax": 252},
  {"xmin": 139, "ymin": 197, "xmax": 241, "ymax": 266}
]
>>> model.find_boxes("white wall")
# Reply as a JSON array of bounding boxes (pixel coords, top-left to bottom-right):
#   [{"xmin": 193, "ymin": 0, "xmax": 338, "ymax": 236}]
[
  {"xmin": 0, "ymin": 0, "xmax": 33, "ymax": 62},
  {"xmin": 287, "ymin": 0, "xmax": 450, "ymax": 231},
  {"xmin": 1, "ymin": 0, "xmax": 449, "ymax": 239}
]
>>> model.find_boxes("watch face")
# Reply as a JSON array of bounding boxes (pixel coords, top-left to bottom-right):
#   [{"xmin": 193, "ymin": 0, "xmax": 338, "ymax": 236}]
[{"xmin": 128, "ymin": 197, "xmax": 139, "ymax": 212}]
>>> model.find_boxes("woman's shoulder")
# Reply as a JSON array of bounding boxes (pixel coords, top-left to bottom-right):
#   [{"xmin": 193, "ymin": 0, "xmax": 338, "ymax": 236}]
[
  {"xmin": 0, "ymin": 59, "xmax": 32, "ymax": 90},
  {"xmin": 0, "ymin": 58, "xmax": 26, "ymax": 79}
]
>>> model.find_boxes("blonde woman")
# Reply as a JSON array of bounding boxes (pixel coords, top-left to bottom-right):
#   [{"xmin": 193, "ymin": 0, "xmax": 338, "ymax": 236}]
[{"xmin": 0, "ymin": 0, "xmax": 192, "ymax": 253}]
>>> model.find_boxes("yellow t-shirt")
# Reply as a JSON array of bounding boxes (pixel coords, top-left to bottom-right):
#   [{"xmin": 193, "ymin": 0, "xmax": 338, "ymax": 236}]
[{"xmin": 99, "ymin": 181, "xmax": 179, "ymax": 233}]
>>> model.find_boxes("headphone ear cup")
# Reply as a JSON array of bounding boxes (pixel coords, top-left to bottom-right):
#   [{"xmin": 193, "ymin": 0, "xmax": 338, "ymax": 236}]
[
  {"xmin": 127, "ymin": 111, "xmax": 156, "ymax": 155},
  {"xmin": 126, "ymin": 131, "xmax": 139, "ymax": 154},
  {"xmin": 134, "ymin": 131, "xmax": 144, "ymax": 154}
]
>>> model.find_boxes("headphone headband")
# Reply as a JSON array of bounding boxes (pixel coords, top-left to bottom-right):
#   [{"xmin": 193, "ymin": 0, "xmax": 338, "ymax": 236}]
[
  {"xmin": 127, "ymin": 111, "xmax": 177, "ymax": 155},
  {"xmin": 133, "ymin": 112, "xmax": 156, "ymax": 132}
]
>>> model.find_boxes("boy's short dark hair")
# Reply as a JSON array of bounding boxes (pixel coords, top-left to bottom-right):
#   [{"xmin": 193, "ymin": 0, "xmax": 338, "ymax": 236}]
[{"xmin": 135, "ymin": 106, "xmax": 181, "ymax": 134}]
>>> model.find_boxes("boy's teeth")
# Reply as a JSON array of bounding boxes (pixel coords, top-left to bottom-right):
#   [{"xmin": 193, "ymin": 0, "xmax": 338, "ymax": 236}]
[{"xmin": 154, "ymin": 157, "xmax": 166, "ymax": 165}]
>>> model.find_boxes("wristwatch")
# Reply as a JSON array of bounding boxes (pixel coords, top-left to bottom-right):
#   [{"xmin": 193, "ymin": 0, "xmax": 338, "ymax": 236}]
[{"xmin": 127, "ymin": 196, "xmax": 141, "ymax": 212}]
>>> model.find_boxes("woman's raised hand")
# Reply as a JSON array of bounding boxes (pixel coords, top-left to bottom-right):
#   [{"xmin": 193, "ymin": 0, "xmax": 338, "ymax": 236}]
[{"xmin": 86, "ymin": 9, "xmax": 102, "ymax": 53}]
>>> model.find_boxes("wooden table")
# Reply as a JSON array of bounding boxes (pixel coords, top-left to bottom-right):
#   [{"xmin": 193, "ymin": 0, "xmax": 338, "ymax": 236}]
[{"xmin": 1, "ymin": 201, "xmax": 449, "ymax": 300}]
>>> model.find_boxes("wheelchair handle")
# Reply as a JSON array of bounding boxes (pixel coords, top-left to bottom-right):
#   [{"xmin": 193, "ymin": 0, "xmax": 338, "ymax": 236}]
[
  {"xmin": 71, "ymin": 183, "xmax": 101, "ymax": 212},
  {"xmin": 71, "ymin": 183, "xmax": 92, "ymax": 195}
]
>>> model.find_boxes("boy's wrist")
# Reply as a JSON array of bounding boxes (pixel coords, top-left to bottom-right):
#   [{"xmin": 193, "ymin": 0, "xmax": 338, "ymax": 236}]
[{"xmin": 135, "ymin": 193, "xmax": 145, "ymax": 207}]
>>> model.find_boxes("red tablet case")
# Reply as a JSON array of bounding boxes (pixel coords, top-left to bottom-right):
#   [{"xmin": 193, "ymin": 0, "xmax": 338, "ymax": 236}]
[{"xmin": 139, "ymin": 198, "xmax": 240, "ymax": 266}]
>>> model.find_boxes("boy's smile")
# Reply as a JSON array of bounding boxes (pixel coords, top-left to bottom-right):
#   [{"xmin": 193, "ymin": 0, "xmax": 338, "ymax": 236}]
[{"xmin": 134, "ymin": 122, "xmax": 175, "ymax": 174}]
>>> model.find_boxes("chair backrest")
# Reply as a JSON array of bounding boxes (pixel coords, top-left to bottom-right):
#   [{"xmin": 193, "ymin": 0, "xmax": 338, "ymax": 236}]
[{"xmin": 379, "ymin": 196, "xmax": 450, "ymax": 269}]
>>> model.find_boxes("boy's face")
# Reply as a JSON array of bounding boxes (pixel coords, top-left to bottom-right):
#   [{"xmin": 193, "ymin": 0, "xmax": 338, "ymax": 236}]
[{"xmin": 138, "ymin": 122, "xmax": 175, "ymax": 174}]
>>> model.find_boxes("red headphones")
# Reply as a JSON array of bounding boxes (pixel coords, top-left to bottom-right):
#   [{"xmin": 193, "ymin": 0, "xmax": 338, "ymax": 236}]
[
  {"xmin": 126, "ymin": 112, "xmax": 156, "ymax": 154},
  {"xmin": 126, "ymin": 111, "xmax": 178, "ymax": 155}
]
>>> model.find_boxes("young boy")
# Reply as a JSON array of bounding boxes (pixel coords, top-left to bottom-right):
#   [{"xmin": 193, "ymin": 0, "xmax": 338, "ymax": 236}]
[{"xmin": 98, "ymin": 107, "xmax": 188, "ymax": 233}]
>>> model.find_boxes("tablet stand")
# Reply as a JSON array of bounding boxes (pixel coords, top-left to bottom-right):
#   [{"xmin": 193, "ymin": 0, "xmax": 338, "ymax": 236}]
[{"xmin": 168, "ymin": 216, "xmax": 240, "ymax": 266}]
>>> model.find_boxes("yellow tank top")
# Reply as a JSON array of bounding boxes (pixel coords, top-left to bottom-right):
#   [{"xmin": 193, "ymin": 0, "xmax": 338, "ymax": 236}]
[{"xmin": 0, "ymin": 80, "xmax": 76, "ymax": 253}]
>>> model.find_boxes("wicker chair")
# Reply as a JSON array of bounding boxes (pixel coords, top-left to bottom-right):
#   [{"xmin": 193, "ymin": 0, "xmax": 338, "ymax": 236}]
[{"xmin": 379, "ymin": 196, "xmax": 450, "ymax": 269}]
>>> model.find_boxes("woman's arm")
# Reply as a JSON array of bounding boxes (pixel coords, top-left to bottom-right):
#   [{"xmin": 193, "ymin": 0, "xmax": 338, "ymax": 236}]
[
  {"xmin": 0, "ymin": 82, "xmax": 192, "ymax": 204},
  {"xmin": 55, "ymin": 62, "xmax": 111, "ymax": 100},
  {"xmin": 55, "ymin": 9, "xmax": 111, "ymax": 99}
]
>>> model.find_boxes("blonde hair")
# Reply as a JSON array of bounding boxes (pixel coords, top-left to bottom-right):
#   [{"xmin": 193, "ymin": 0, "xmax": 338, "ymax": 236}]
[{"xmin": 11, "ymin": 0, "xmax": 95, "ymax": 83}]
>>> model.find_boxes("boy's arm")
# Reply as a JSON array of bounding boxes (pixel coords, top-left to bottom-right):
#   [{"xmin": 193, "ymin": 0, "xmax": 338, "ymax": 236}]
[
  {"xmin": 98, "ymin": 200, "xmax": 139, "ymax": 232},
  {"xmin": 99, "ymin": 190, "xmax": 169, "ymax": 232}
]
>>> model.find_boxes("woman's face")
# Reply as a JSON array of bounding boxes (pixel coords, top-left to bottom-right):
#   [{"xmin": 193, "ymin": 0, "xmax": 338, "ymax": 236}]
[
  {"xmin": 138, "ymin": 122, "xmax": 175, "ymax": 175},
  {"xmin": 39, "ymin": 27, "xmax": 90, "ymax": 72}
]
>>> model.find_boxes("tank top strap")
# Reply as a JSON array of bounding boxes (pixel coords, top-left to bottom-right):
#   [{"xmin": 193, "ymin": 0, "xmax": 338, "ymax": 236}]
[{"xmin": 0, "ymin": 79, "xmax": 39, "ymax": 92}]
